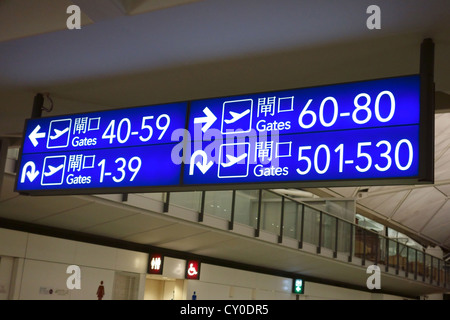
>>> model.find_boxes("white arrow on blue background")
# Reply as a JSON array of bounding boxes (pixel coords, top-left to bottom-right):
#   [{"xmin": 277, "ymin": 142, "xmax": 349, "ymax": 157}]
[
  {"xmin": 194, "ymin": 107, "xmax": 217, "ymax": 133},
  {"xmin": 20, "ymin": 161, "xmax": 39, "ymax": 183},
  {"xmin": 29, "ymin": 125, "xmax": 46, "ymax": 147}
]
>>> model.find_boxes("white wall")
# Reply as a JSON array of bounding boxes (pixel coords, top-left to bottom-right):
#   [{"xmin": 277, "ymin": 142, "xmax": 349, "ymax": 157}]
[
  {"xmin": 186, "ymin": 264, "xmax": 294, "ymax": 300},
  {"xmin": 0, "ymin": 227, "xmax": 147, "ymax": 300},
  {"xmin": 0, "ymin": 256, "xmax": 14, "ymax": 299},
  {"xmin": 184, "ymin": 263, "xmax": 408, "ymax": 300},
  {"xmin": 0, "ymin": 227, "xmax": 410, "ymax": 300}
]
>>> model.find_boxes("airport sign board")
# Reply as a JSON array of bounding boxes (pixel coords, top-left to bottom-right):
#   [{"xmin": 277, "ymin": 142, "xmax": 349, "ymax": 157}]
[
  {"xmin": 184, "ymin": 75, "xmax": 422, "ymax": 187},
  {"xmin": 16, "ymin": 102, "xmax": 187, "ymax": 194},
  {"xmin": 15, "ymin": 75, "xmax": 433, "ymax": 195}
]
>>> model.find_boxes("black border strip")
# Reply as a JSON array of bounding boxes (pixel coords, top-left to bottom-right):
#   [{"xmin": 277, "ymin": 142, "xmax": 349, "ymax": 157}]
[{"xmin": 418, "ymin": 38, "xmax": 435, "ymax": 183}]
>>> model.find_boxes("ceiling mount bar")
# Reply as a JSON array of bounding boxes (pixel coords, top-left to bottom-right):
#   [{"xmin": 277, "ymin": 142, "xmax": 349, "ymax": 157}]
[
  {"xmin": 419, "ymin": 38, "xmax": 435, "ymax": 184},
  {"xmin": 31, "ymin": 93, "xmax": 44, "ymax": 119}
]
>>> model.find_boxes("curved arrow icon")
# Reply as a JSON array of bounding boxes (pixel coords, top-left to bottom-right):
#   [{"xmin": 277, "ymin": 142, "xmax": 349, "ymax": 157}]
[
  {"xmin": 20, "ymin": 161, "xmax": 40, "ymax": 183},
  {"xmin": 189, "ymin": 150, "xmax": 213, "ymax": 175},
  {"xmin": 29, "ymin": 125, "xmax": 46, "ymax": 147},
  {"xmin": 194, "ymin": 107, "xmax": 217, "ymax": 133}
]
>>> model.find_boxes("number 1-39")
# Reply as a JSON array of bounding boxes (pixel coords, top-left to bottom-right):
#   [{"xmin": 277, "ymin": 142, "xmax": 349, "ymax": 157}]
[{"xmin": 98, "ymin": 156, "xmax": 142, "ymax": 183}]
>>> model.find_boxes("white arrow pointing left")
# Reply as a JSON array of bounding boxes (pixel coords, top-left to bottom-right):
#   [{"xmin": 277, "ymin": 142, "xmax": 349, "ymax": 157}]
[
  {"xmin": 20, "ymin": 161, "xmax": 40, "ymax": 183},
  {"xmin": 29, "ymin": 125, "xmax": 46, "ymax": 147}
]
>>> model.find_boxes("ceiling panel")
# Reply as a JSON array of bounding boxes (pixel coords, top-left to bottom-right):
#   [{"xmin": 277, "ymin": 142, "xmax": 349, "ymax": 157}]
[
  {"xmin": 391, "ymin": 187, "xmax": 447, "ymax": 231},
  {"xmin": 330, "ymin": 187, "xmax": 359, "ymax": 198},
  {"xmin": 34, "ymin": 202, "xmax": 135, "ymax": 231},
  {"xmin": 162, "ymin": 230, "xmax": 235, "ymax": 253},
  {"xmin": 420, "ymin": 200, "xmax": 450, "ymax": 242},
  {"xmin": 358, "ymin": 190, "xmax": 410, "ymax": 217},
  {"xmin": 0, "ymin": 194, "xmax": 93, "ymax": 222},
  {"xmin": 126, "ymin": 223, "xmax": 207, "ymax": 246},
  {"xmin": 435, "ymin": 185, "xmax": 450, "ymax": 197},
  {"xmin": 0, "ymin": 0, "xmax": 93, "ymax": 42},
  {"xmin": 82, "ymin": 212, "xmax": 174, "ymax": 238},
  {"xmin": 121, "ymin": 0, "xmax": 205, "ymax": 15}
]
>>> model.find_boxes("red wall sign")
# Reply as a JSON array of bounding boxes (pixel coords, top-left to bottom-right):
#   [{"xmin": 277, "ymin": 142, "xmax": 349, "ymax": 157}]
[
  {"xmin": 148, "ymin": 254, "xmax": 164, "ymax": 275},
  {"xmin": 185, "ymin": 260, "xmax": 200, "ymax": 280}
]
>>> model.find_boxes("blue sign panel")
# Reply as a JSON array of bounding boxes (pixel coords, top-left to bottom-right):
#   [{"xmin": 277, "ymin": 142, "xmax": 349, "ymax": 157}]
[
  {"xmin": 184, "ymin": 125, "xmax": 419, "ymax": 185},
  {"xmin": 183, "ymin": 75, "xmax": 425, "ymax": 188},
  {"xmin": 187, "ymin": 75, "xmax": 420, "ymax": 136},
  {"xmin": 16, "ymin": 102, "xmax": 188, "ymax": 194},
  {"xmin": 22, "ymin": 103, "xmax": 186, "ymax": 153},
  {"xmin": 16, "ymin": 75, "xmax": 431, "ymax": 195}
]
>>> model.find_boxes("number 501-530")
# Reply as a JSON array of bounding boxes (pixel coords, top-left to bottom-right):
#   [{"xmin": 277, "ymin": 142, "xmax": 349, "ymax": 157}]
[{"xmin": 296, "ymin": 139, "xmax": 414, "ymax": 176}]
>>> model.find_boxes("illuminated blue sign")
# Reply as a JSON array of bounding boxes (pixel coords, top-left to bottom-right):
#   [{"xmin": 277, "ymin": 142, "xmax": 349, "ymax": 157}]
[
  {"xmin": 184, "ymin": 75, "xmax": 426, "ymax": 187},
  {"xmin": 16, "ymin": 102, "xmax": 187, "ymax": 194},
  {"xmin": 16, "ymin": 75, "xmax": 431, "ymax": 195}
]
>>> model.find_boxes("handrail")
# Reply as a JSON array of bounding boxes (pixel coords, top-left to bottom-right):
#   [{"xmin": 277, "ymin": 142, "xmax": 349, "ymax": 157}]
[
  {"xmin": 267, "ymin": 189, "xmax": 443, "ymax": 260},
  {"xmin": 257, "ymin": 188, "xmax": 448, "ymax": 287}
]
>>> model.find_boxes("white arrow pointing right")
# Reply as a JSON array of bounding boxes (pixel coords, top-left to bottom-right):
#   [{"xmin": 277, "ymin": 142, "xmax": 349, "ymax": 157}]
[
  {"xmin": 29, "ymin": 125, "xmax": 46, "ymax": 147},
  {"xmin": 194, "ymin": 107, "xmax": 217, "ymax": 133},
  {"xmin": 20, "ymin": 161, "xmax": 40, "ymax": 183}
]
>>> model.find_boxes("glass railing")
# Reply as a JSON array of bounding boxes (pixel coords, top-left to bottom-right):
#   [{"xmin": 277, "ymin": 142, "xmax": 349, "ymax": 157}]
[{"xmin": 165, "ymin": 189, "xmax": 449, "ymax": 289}]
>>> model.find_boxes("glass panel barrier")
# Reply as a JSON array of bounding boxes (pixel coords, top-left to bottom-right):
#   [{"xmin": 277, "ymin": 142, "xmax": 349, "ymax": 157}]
[
  {"xmin": 432, "ymin": 257, "xmax": 440, "ymax": 285},
  {"xmin": 442, "ymin": 261, "xmax": 448, "ymax": 287},
  {"xmin": 170, "ymin": 191, "xmax": 202, "ymax": 212},
  {"xmin": 388, "ymin": 240, "xmax": 398, "ymax": 269},
  {"xmin": 338, "ymin": 220, "xmax": 351, "ymax": 254},
  {"xmin": 425, "ymin": 254, "xmax": 432, "ymax": 281},
  {"xmin": 283, "ymin": 199, "xmax": 300, "ymax": 240},
  {"xmin": 408, "ymin": 247, "xmax": 416, "ymax": 276},
  {"xmin": 234, "ymin": 190, "xmax": 260, "ymax": 228},
  {"xmin": 321, "ymin": 214, "xmax": 336, "ymax": 251},
  {"xmin": 398, "ymin": 243, "xmax": 407, "ymax": 272},
  {"xmin": 166, "ymin": 189, "xmax": 447, "ymax": 287},
  {"xmin": 378, "ymin": 236, "xmax": 387, "ymax": 265},
  {"xmin": 365, "ymin": 230, "xmax": 379, "ymax": 264},
  {"xmin": 417, "ymin": 251, "xmax": 424, "ymax": 279},
  {"xmin": 354, "ymin": 225, "xmax": 365, "ymax": 260},
  {"xmin": 303, "ymin": 206, "xmax": 321, "ymax": 247},
  {"xmin": 260, "ymin": 190, "xmax": 282, "ymax": 236},
  {"xmin": 204, "ymin": 190, "xmax": 233, "ymax": 220}
]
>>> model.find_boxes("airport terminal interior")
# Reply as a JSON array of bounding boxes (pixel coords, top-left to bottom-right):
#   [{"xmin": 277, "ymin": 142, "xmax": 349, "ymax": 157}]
[{"xmin": 0, "ymin": 0, "xmax": 450, "ymax": 300}]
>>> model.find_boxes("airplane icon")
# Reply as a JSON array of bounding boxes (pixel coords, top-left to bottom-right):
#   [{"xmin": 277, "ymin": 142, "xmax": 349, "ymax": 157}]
[
  {"xmin": 221, "ymin": 99, "xmax": 253, "ymax": 134},
  {"xmin": 41, "ymin": 155, "xmax": 66, "ymax": 185},
  {"xmin": 50, "ymin": 127, "xmax": 69, "ymax": 140},
  {"xmin": 221, "ymin": 153, "xmax": 248, "ymax": 168},
  {"xmin": 224, "ymin": 109, "xmax": 250, "ymax": 124},
  {"xmin": 218, "ymin": 142, "xmax": 250, "ymax": 178},
  {"xmin": 44, "ymin": 164, "xmax": 64, "ymax": 177},
  {"xmin": 47, "ymin": 119, "xmax": 71, "ymax": 149}
]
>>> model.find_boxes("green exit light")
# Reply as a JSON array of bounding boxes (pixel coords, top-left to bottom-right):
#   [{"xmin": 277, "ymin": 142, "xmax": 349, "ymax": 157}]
[{"xmin": 293, "ymin": 279, "xmax": 304, "ymax": 294}]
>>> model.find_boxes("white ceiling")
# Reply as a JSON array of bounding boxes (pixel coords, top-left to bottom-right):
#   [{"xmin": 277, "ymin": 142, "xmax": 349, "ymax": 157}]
[{"xmin": 0, "ymin": 0, "xmax": 450, "ymax": 296}]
